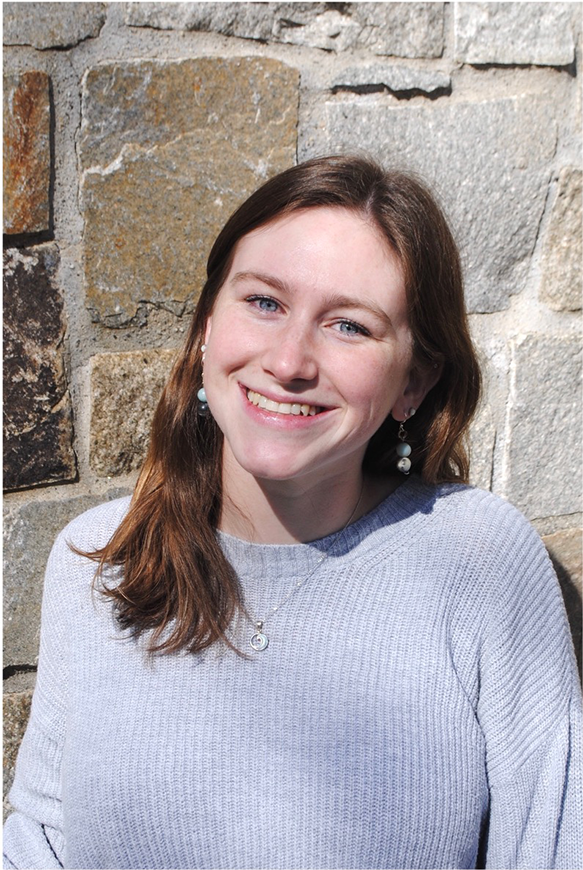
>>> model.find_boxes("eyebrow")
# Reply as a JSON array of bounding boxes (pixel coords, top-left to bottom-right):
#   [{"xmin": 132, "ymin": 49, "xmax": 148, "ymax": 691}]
[{"xmin": 230, "ymin": 270, "xmax": 395, "ymax": 331}]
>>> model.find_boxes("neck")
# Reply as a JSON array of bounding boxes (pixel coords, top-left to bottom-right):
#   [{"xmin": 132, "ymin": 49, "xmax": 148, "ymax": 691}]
[{"xmin": 219, "ymin": 459, "xmax": 401, "ymax": 544}]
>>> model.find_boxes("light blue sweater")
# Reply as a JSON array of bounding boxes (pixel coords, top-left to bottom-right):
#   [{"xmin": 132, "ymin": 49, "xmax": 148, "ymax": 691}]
[{"xmin": 4, "ymin": 478, "xmax": 582, "ymax": 869}]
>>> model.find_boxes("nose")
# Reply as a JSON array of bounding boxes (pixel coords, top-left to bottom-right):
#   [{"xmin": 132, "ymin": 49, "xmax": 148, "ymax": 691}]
[{"xmin": 261, "ymin": 324, "xmax": 318, "ymax": 384}]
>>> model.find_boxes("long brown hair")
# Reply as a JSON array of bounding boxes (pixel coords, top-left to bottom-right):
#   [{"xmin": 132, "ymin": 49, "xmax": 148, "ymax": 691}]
[{"xmin": 87, "ymin": 155, "xmax": 481, "ymax": 655}]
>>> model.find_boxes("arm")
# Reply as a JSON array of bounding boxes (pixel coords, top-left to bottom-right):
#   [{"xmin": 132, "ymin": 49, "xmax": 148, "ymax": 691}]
[
  {"xmin": 3, "ymin": 531, "xmax": 71, "ymax": 869},
  {"xmin": 477, "ymin": 517, "xmax": 582, "ymax": 869}
]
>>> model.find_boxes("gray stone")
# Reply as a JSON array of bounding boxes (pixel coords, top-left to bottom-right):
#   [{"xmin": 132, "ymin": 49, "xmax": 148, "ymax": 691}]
[
  {"xmin": 3, "ymin": 246, "xmax": 77, "ymax": 491},
  {"xmin": 126, "ymin": 2, "xmax": 445, "ymax": 57},
  {"xmin": 3, "ymin": 692, "xmax": 32, "ymax": 807},
  {"xmin": 3, "ymin": 72, "xmax": 51, "ymax": 235},
  {"xmin": 468, "ymin": 400, "xmax": 495, "ymax": 492},
  {"xmin": 467, "ymin": 326, "xmax": 510, "ymax": 492},
  {"xmin": 454, "ymin": 2, "xmax": 575, "ymax": 67},
  {"xmin": 330, "ymin": 64, "xmax": 450, "ymax": 95},
  {"xmin": 3, "ymin": 2, "xmax": 106, "ymax": 49},
  {"xmin": 79, "ymin": 58, "xmax": 298, "ymax": 326},
  {"xmin": 3, "ymin": 488, "xmax": 131, "ymax": 667},
  {"xmin": 301, "ymin": 95, "xmax": 557, "ymax": 313},
  {"xmin": 539, "ymin": 168, "xmax": 582, "ymax": 312},
  {"xmin": 506, "ymin": 335, "xmax": 581, "ymax": 521},
  {"xmin": 90, "ymin": 349, "xmax": 177, "ymax": 476},
  {"xmin": 543, "ymin": 528, "xmax": 582, "ymax": 677},
  {"xmin": 126, "ymin": 1, "xmax": 274, "ymax": 40}
]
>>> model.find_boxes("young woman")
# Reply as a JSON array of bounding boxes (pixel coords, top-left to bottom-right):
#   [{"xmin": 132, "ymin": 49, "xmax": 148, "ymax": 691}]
[{"xmin": 4, "ymin": 156, "xmax": 581, "ymax": 870}]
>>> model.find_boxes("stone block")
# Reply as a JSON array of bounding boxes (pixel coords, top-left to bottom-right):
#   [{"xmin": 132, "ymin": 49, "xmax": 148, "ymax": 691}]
[
  {"xmin": 3, "ymin": 245, "xmax": 77, "ymax": 491},
  {"xmin": 3, "ymin": 72, "xmax": 51, "ymax": 236},
  {"xmin": 301, "ymin": 95, "xmax": 556, "ymax": 313},
  {"xmin": 79, "ymin": 58, "xmax": 298, "ymax": 326},
  {"xmin": 3, "ymin": 692, "xmax": 33, "ymax": 807},
  {"xmin": 90, "ymin": 349, "xmax": 177, "ymax": 476},
  {"xmin": 330, "ymin": 64, "xmax": 450, "ymax": 95},
  {"xmin": 543, "ymin": 528, "xmax": 582, "ymax": 677},
  {"xmin": 505, "ymin": 335, "xmax": 581, "ymax": 521},
  {"xmin": 3, "ymin": 2, "xmax": 106, "ymax": 49},
  {"xmin": 539, "ymin": 168, "xmax": 582, "ymax": 312},
  {"xmin": 3, "ymin": 488, "xmax": 131, "ymax": 667},
  {"xmin": 454, "ymin": 3, "xmax": 575, "ymax": 67},
  {"xmin": 468, "ymin": 401, "xmax": 495, "ymax": 492},
  {"xmin": 126, "ymin": 3, "xmax": 445, "ymax": 57}
]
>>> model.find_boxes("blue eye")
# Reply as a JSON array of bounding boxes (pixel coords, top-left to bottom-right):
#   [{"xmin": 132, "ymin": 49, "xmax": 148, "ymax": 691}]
[
  {"xmin": 247, "ymin": 295, "xmax": 279, "ymax": 312},
  {"xmin": 337, "ymin": 320, "xmax": 370, "ymax": 337}
]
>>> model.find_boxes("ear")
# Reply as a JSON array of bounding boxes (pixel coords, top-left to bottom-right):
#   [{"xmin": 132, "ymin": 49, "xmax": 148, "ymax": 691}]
[
  {"xmin": 391, "ymin": 363, "xmax": 442, "ymax": 422},
  {"xmin": 204, "ymin": 318, "xmax": 212, "ymax": 345}
]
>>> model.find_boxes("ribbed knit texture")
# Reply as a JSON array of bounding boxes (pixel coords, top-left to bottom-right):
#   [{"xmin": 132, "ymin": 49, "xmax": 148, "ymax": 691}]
[{"xmin": 4, "ymin": 478, "xmax": 582, "ymax": 869}]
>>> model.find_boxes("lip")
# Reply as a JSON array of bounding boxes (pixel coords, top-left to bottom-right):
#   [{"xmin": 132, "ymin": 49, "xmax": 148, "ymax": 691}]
[{"xmin": 239, "ymin": 383, "xmax": 331, "ymax": 425}]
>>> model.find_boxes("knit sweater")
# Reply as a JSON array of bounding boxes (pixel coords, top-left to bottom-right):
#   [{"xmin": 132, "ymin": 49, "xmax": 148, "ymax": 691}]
[{"xmin": 4, "ymin": 478, "xmax": 582, "ymax": 870}]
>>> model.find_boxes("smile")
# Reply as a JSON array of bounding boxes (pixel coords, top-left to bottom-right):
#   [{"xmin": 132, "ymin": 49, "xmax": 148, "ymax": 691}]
[{"xmin": 246, "ymin": 389, "xmax": 321, "ymax": 417}]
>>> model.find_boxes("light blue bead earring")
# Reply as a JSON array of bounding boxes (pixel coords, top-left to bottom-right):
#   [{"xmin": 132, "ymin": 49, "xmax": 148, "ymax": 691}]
[
  {"xmin": 396, "ymin": 407, "xmax": 415, "ymax": 474},
  {"xmin": 197, "ymin": 344, "xmax": 210, "ymax": 417}
]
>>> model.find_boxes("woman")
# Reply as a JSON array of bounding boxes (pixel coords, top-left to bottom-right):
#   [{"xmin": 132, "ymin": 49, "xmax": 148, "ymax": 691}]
[{"xmin": 4, "ymin": 156, "xmax": 581, "ymax": 869}]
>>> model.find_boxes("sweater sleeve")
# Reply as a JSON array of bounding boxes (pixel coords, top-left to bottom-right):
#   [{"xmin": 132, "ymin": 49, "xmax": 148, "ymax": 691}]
[
  {"xmin": 475, "ymin": 510, "xmax": 583, "ymax": 869},
  {"xmin": 3, "ymin": 530, "xmax": 71, "ymax": 869}
]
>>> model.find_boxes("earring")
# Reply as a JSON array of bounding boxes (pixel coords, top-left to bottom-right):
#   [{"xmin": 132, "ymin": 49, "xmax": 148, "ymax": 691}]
[
  {"xmin": 396, "ymin": 407, "xmax": 415, "ymax": 474},
  {"xmin": 197, "ymin": 344, "xmax": 210, "ymax": 417}
]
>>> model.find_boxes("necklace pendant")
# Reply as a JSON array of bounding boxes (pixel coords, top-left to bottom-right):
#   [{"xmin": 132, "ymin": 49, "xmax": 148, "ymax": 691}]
[{"xmin": 250, "ymin": 621, "xmax": 269, "ymax": 651}]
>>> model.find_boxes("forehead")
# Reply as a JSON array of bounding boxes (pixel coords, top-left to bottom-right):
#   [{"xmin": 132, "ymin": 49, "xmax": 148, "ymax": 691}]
[{"xmin": 226, "ymin": 206, "xmax": 404, "ymax": 296}]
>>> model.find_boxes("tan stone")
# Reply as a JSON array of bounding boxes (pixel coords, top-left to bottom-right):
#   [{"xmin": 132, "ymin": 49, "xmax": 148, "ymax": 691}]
[
  {"xmin": 90, "ymin": 349, "xmax": 177, "ymax": 476},
  {"xmin": 539, "ymin": 168, "xmax": 582, "ymax": 311},
  {"xmin": 3, "ymin": 692, "xmax": 33, "ymax": 804},
  {"xmin": 3, "ymin": 72, "xmax": 51, "ymax": 235},
  {"xmin": 80, "ymin": 59, "xmax": 298, "ymax": 326}
]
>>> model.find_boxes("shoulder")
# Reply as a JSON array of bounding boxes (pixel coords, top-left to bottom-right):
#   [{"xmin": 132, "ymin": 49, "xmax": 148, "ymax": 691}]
[
  {"xmin": 417, "ymin": 480, "xmax": 544, "ymax": 553},
  {"xmin": 381, "ymin": 477, "xmax": 543, "ymax": 560},
  {"xmin": 382, "ymin": 479, "xmax": 559, "ymax": 619},
  {"xmin": 49, "ymin": 495, "xmax": 132, "ymax": 566}
]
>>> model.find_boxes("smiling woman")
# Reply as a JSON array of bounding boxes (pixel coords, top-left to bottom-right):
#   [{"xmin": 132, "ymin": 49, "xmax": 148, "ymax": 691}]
[{"xmin": 4, "ymin": 156, "xmax": 581, "ymax": 870}]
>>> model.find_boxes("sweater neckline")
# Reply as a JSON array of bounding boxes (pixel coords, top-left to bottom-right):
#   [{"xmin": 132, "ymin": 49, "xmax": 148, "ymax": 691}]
[{"xmin": 217, "ymin": 475, "xmax": 440, "ymax": 577}]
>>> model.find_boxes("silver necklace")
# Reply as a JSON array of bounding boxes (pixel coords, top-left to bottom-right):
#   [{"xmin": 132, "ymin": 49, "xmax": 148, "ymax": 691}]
[{"xmin": 247, "ymin": 482, "xmax": 364, "ymax": 652}]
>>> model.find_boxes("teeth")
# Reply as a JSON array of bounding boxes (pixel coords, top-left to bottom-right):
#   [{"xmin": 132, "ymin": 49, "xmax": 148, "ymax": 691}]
[{"xmin": 247, "ymin": 390, "xmax": 320, "ymax": 417}]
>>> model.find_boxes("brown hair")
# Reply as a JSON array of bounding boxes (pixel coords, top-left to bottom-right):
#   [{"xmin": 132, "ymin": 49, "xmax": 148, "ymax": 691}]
[{"xmin": 87, "ymin": 155, "xmax": 481, "ymax": 655}]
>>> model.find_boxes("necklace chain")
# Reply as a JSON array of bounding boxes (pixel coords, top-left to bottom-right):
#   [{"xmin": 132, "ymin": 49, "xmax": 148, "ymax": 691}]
[{"xmin": 247, "ymin": 481, "xmax": 364, "ymax": 652}]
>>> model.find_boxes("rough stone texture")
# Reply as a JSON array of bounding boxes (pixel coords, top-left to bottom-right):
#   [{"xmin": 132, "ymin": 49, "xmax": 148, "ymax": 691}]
[
  {"xmin": 90, "ymin": 349, "xmax": 177, "ymax": 476},
  {"xmin": 3, "ymin": 692, "xmax": 32, "ymax": 812},
  {"xmin": 539, "ymin": 168, "xmax": 582, "ymax": 312},
  {"xmin": 3, "ymin": 2, "xmax": 106, "ymax": 50},
  {"xmin": 506, "ymin": 335, "xmax": 581, "ymax": 521},
  {"xmin": 3, "ymin": 71, "xmax": 51, "ymax": 235},
  {"xmin": 543, "ymin": 528, "xmax": 582, "ymax": 678},
  {"xmin": 455, "ymin": 2, "xmax": 575, "ymax": 67},
  {"xmin": 80, "ymin": 58, "xmax": 298, "ymax": 326},
  {"xmin": 126, "ymin": 2, "xmax": 445, "ymax": 57},
  {"xmin": 301, "ymin": 95, "xmax": 556, "ymax": 314},
  {"xmin": 3, "ymin": 488, "xmax": 131, "ymax": 667},
  {"xmin": 330, "ymin": 64, "xmax": 450, "ymax": 95},
  {"xmin": 3, "ymin": 245, "xmax": 77, "ymax": 491},
  {"xmin": 467, "ymin": 401, "xmax": 495, "ymax": 492}
]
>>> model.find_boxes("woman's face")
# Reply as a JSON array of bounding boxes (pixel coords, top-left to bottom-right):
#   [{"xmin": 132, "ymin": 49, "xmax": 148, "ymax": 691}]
[{"xmin": 203, "ymin": 206, "xmax": 425, "ymax": 489}]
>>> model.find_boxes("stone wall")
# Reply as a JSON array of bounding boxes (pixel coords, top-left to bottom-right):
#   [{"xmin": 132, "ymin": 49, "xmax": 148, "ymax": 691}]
[{"xmin": 3, "ymin": 1, "xmax": 582, "ymax": 808}]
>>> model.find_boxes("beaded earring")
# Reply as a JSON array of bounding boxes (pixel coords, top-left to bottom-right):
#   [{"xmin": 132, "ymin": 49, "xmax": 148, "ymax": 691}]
[
  {"xmin": 197, "ymin": 344, "xmax": 210, "ymax": 417},
  {"xmin": 396, "ymin": 408, "xmax": 415, "ymax": 474}
]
